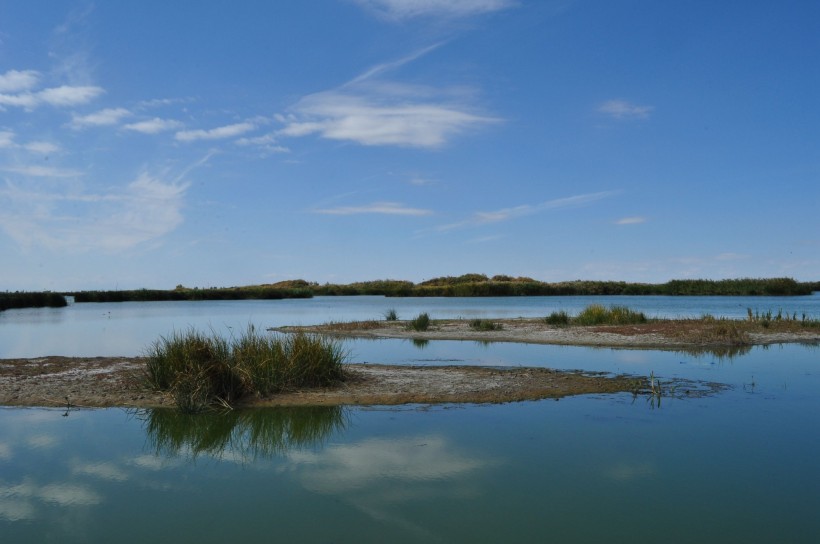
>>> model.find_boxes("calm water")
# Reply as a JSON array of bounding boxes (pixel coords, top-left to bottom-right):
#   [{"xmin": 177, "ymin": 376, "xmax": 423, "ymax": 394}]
[
  {"xmin": 0, "ymin": 294, "xmax": 818, "ymax": 358},
  {"xmin": 2, "ymin": 343, "xmax": 819, "ymax": 543},
  {"xmin": 1, "ymin": 297, "xmax": 819, "ymax": 542}
]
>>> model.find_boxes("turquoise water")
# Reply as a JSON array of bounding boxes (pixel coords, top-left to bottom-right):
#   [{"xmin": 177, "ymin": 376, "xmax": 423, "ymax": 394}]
[{"xmin": 0, "ymin": 294, "xmax": 818, "ymax": 358}]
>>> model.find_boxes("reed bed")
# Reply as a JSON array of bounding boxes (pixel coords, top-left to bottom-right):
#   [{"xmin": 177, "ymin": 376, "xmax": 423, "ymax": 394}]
[
  {"xmin": 545, "ymin": 304, "xmax": 647, "ymax": 326},
  {"xmin": 145, "ymin": 326, "xmax": 346, "ymax": 412}
]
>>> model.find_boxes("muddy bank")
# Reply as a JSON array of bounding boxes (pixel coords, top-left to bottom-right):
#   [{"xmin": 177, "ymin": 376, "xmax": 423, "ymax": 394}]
[
  {"xmin": 273, "ymin": 317, "xmax": 820, "ymax": 350},
  {"xmin": 0, "ymin": 356, "xmax": 715, "ymax": 409}
]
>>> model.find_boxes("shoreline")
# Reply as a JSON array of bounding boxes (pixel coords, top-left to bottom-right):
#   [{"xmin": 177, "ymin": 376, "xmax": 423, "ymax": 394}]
[
  {"xmin": 2, "ymin": 318, "xmax": 815, "ymax": 409},
  {"xmin": 272, "ymin": 317, "xmax": 820, "ymax": 350}
]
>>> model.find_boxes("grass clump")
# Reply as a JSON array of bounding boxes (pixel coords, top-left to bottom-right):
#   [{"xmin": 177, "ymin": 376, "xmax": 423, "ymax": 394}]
[
  {"xmin": 408, "ymin": 312, "xmax": 431, "ymax": 331},
  {"xmin": 145, "ymin": 326, "xmax": 346, "ymax": 412},
  {"xmin": 383, "ymin": 308, "xmax": 399, "ymax": 321},
  {"xmin": 545, "ymin": 305, "xmax": 647, "ymax": 326},
  {"xmin": 574, "ymin": 304, "xmax": 647, "ymax": 325},
  {"xmin": 469, "ymin": 318, "xmax": 503, "ymax": 331},
  {"xmin": 544, "ymin": 310, "xmax": 571, "ymax": 326}
]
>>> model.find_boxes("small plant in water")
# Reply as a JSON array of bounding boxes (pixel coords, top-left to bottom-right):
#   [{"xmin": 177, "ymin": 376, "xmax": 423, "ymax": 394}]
[{"xmin": 383, "ymin": 308, "xmax": 398, "ymax": 321}]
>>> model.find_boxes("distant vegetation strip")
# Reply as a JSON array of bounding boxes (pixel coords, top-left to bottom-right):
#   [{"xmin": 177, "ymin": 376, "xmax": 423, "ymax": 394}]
[
  {"xmin": 70, "ymin": 286, "xmax": 313, "ymax": 303},
  {"xmin": 0, "ymin": 292, "xmax": 67, "ymax": 312},
  {"xmin": 3, "ymin": 275, "xmax": 817, "ymax": 310},
  {"xmin": 276, "ymin": 275, "xmax": 817, "ymax": 297}
]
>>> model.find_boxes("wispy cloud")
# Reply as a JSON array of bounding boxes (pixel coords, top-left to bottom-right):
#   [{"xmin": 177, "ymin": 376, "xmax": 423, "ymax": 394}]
[
  {"xmin": 235, "ymin": 133, "xmax": 290, "ymax": 153},
  {"xmin": 0, "ymin": 83, "xmax": 104, "ymax": 110},
  {"xmin": 279, "ymin": 44, "xmax": 499, "ymax": 149},
  {"xmin": 352, "ymin": 0, "xmax": 517, "ymax": 20},
  {"xmin": 598, "ymin": 99, "xmax": 653, "ymax": 120},
  {"xmin": 70, "ymin": 107, "xmax": 131, "ymax": 129},
  {"xmin": 124, "ymin": 117, "xmax": 183, "ymax": 134},
  {"xmin": 0, "ymin": 131, "xmax": 61, "ymax": 154},
  {"xmin": 176, "ymin": 122, "xmax": 256, "ymax": 142},
  {"xmin": 313, "ymin": 201, "xmax": 433, "ymax": 216},
  {"xmin": 2, "ymin": 165, "xmax": 82, "ymax": 177},
  {"xmin": 435, "ymin": 191, "xmax": 617, "ymax": 231},
  {"xmin": 615, "ymin": 216, "xmax": 646, "ymax": 225},
  {"xmin": 0, "ymin": 69, "xmax": 40, "ymax": 92},
  {"xmin": 0, "ymin": 172, "xmax": 190, "ymax": 252}
]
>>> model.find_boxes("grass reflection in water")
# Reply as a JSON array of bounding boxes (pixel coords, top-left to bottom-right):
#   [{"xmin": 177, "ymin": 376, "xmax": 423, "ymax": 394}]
[{"xmin": 140, "ymin": 406, "xmax": 348, "ymax": 460}]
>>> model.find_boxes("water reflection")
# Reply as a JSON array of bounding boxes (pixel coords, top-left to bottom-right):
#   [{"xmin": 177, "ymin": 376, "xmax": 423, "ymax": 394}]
[{"xmin": 140, "ymin": 406, "xmax": 347, "ymax": 460}]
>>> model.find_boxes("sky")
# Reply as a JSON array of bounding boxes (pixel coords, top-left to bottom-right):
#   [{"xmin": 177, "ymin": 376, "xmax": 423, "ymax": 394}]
[{"xmin": 1, "ymin": 0, "xmax": 818, "ymax": 290}]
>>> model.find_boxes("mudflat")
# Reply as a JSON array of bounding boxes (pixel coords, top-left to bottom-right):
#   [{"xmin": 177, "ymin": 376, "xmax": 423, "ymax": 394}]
[{"xmin": 2, "ymin": 318, "xmax": 814, "ymax": 409}]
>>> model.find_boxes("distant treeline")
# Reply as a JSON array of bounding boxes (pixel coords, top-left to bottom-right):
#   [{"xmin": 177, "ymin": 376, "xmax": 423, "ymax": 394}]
[
  {"xmin": 70, "ymin": 286, "xmax": 313, "ymax": 303},
  {"xmin": 3, "ymin": 276, "xmax": 817, "ymax": 310},
  {"xmin": 282, "ymin": 275, "xmax": 817, "ymax": 298},
  {"xmin": 0, "ymin": 292, "xmax": 67, "ymax": 311}
]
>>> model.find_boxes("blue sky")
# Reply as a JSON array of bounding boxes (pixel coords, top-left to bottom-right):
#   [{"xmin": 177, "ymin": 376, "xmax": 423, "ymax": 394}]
[{"xmin": 1, "ymin": 1, "xmax": 818, "ymax": 290}]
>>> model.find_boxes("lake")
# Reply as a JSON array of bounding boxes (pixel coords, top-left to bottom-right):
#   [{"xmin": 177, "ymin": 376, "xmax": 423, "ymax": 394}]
[{"xmin": 1, "ymin": 296, "xmax": 819, "ymax": 542}]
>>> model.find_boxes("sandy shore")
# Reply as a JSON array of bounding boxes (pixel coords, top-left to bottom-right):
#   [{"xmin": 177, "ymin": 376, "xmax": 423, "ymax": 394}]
[
  {"xmin": 2, "ymin": 318, "xmax": 813, "ymax": 409},
  {"xmin": 272, "ymin": 317, "xmax": 820, "ymax": 350}
]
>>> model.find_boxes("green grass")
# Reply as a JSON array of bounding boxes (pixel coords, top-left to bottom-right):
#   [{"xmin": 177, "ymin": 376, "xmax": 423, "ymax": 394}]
[
  {"xmin": 545, "ymin": 305, "xmax": 647, "ymax": 326},
  {"xmin": 383, "ymin": 308, "xmax": 399, "ymax": 321},
  {"xmin": 145, "ymin": 326, "xmax": 346, "ymax": 412},
  {"xmin": 408, "ymin": 312, "xmax": 431, "ymax": 331},
  {"xmin": 468, "ymin": 318, "xmax": 503, "ymax": 331}
]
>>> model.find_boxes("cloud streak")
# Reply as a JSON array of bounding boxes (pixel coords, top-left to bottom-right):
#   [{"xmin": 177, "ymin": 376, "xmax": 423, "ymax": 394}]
[
  {"xmin": 598, "ymin": 99, "xmax": 653, "ymax": 120},
  {"xmin": 435, "ymin": 191, "xmax": 617, "ymax": 231},
  {"xmin": 176, "ymin": 122, "xmax": 256, "ymax": 142},
  {"xmin": 314, "ymin": 201, "xmax": 433, "ymax": 216},
  {"xmin": 353, "ymin": 0, "xmax": 517, "ymax": 20}
]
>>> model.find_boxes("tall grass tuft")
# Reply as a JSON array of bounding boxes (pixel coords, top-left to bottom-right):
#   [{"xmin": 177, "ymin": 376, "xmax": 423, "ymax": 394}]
[
  {"xmin": 545, "ymin": 305, "xmax": 647, "ymax": 326},
  {"xmin": 408, "ymin": 312, "xmax": 431, "ymax": 331},
  {"xmin": 469, "ymin": 318, "xmax": 503, "ymax": 331},
  {"xmin": 544, "ymin": 310, "xmax": 570, "ymax": 326},
  {"xmin": 383, "ymin": 308, "xmax": 399, "ymax": 321},
  {"xmin": 145, "ymin": 327, "xmax": 346, "ymax": 412}
]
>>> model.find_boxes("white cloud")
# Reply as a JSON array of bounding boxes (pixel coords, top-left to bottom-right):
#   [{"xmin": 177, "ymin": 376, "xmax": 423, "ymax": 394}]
[
  {"xmin": 436, "ymin": 191, "xmax": 617, "ymax": 231},
  {"xmin": 615, "ymin": 216, "xmax": 646, "ymax": 225},
  {"xmin": 0, "ymin": 84, "xmax": 104, "ymax": 110},
  {"xmin": 70, "ymin": 107, "xmax": 131, "ymax": 129},
  {"xmin": 175, "ymin": 122, "xmax": 255, "ymax": 142},
  {"xmin": 353, "ymin": 0, "xmax": 517, "ymax": 20},
  {"xmin": 0, "ymin": 69, "xmax": 40, "ymax": 92},
  {"xmin": 37, "ymin": 85, "xmax": 105, "ymax": 107},
  {"xmin": 23, "ymin": 141, "xmax": 61, "ymax": 154},
  {"xmin": 0, "ymin": 132, "xmax": 61, "ymax": 154},
  {"xmin": 314, "ymin": 201, "xmax": 433, "ymax": 216},
  {"xmin": 0, "ymin": 131, "xmax": 15, "ymax": 148},
  {"xmin": 0, "ymin": 172, "xmax": 189, "ymax": 252},
  {"xmin": 598, "ymin": 99, "xmax": 653, "ymax": 120},
  {"xmin": 281, "ymin": 46, "xmax": 499, "ymax": 148},
  {"xmin": 124, "ymin": 117, "xmax": 183, "ymax": 134},
  {"xmin": 2, "ymin": 165, "xmax": 82, "ymax": 177},
  {"xmin": 281, "ymin": 88, "xmax": 497, "ymax": 148},
  {"xmin": 235, "ymin": 132, "xmax": 290, "ymax": 153}
]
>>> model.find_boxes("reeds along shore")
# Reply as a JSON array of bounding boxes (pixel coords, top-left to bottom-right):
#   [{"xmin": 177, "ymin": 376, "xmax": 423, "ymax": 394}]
[
  {"xmin": 3, "ymin": 276, "xmax": 818, "ymax": 310},
  {"xmin": 145, "ymin": 327, "xmax": 346, "ymax": 413}
]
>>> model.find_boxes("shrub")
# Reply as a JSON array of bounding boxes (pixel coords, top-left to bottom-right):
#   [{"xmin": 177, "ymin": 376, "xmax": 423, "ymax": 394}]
[
  {"xmin": 544, "ymin": 310, "xmax": 570, "ymax": 326},
  {"xmin": 145, "ymin": 327, "xmax": 346, "ymax": 412},
  {"xmin": 408, "ymin": 312, "xmax": 431, "ymax": 331},
  {"xmin": 469, "ymin": 319, "xmax": 502, "ymax": 331},
  {"xmin": 383, "ymin": 308, "xmax": 398, "ymax": 321}
]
